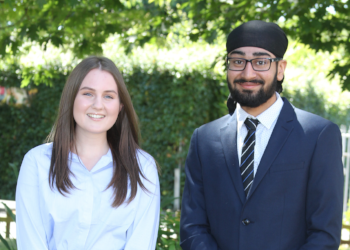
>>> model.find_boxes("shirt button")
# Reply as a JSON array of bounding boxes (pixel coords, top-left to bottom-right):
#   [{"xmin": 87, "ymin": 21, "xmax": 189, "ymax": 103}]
[{"xmin": 242, "ymin": 219, "xmax": 250, "ymax": 225}]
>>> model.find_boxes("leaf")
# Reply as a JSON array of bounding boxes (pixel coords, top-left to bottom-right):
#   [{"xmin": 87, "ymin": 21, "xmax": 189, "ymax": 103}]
[
  {"xmin": 8, "ymin": 163, "xmax": 18, "ymax": 180},
  {"xmin": 36, "ymin": 0, "xmax": 47, "ymax": 8},
  {"xmin": 4, "ymin": 0, "xmax": 13, "ymax": 8},
  {"xmin": 68, "ymin": 0, "xmax": 79, "ymax": 7},
  {"xmin": 0, "ymin": 233, "xmax": 12, "ymax": 250},
  {"xmin": 51, "ymin": 36, "xmax": 63, "ymax": 47},
  {"xmin": 10, "ymin": 40, "xmax": 20, "ymax": 56},
  {"xmin": 161, "ymin": 196, "xmax": 177, "ymax": 209},
  {"xmin": 0, "ymin": 35, "xmax": 10, "ymax": 56},
  {"xmin": 27, "ymin": 25, "xmax": 39, "ymax": 41},
  {"xmin": 2, "ymin": 202, "xmax": 16, "ymax": 222},
  {"xmin": 21, "ymin": 77, "xmax": 31, "ymax": 88}
]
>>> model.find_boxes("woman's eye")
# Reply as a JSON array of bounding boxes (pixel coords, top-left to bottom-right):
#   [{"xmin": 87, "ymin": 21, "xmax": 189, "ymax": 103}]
[
  {"xmin": 83, "ymin": 93, "xmax": 92, "ymax": 96},
  {"xmin": 105, "ymin": 95, "xmax": 113, "ymax": 99}
]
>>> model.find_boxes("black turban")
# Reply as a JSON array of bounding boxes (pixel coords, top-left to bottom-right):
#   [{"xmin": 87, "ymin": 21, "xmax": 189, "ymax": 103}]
[{"xmin": 226, "ymin": 20, "xmax": 288, "ymax": 58}]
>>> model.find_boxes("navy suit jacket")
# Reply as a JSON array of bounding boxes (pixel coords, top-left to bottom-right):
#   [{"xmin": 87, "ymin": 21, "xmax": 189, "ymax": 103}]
[{"xmin": 180, "ymin": 98, "xmax": 343, "ymax": 250}]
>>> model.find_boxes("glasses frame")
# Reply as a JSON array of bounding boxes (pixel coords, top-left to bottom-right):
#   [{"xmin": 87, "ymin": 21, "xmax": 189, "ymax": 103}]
[{"xmin": 226, "ymin": 57, "xmax": 283, "ymax": 71}]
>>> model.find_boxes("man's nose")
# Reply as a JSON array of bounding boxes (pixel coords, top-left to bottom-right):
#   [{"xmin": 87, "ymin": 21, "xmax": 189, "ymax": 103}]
[{"xmin": 241, "ymin": 61, "xmax": 257, "ymax": 80}]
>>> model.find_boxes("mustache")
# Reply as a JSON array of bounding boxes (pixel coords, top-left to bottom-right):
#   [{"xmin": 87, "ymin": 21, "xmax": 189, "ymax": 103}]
[{"xmin": 234, "ymin": 79, "xmax": 264, "ymax": 85}]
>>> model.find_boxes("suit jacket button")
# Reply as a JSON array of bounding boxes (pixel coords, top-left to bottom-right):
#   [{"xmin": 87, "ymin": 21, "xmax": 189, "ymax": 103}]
[{"xmin": 242, "ymin": 219, "xmax": 250, "ymax": 225}]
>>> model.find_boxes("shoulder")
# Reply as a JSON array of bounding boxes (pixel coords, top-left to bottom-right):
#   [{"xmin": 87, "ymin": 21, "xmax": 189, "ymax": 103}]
[
  {"xmin": 136, "ymin": 149, "xmax": 158, "ymax": 177},
  {"xmin": 282, "ymin": 98, "xmax": 340, "ymax": 136},
  {"xmin": 24, "ymin": 143, "xmax": 53, "ymax": 162},
  {"xmin": 293, "ymin": 107, "xmax": 339, "ymax": 135},
  {"xmin": 19, "ymin": 143, "xmax": 53, "ymax": 185},
  {"xmin": 196, "ymin": 114, "xmax": 233, "ymax": 135},
  {"xmin": 136, "ymin": 149, "xmax": 159, "ymax": 191},
  {"xmin": 294, "ymin": 108, "xmax": 331, "ymax": 125}
]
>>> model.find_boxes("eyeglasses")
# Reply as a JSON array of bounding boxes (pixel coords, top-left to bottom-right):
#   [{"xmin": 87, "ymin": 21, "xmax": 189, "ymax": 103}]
[{"xmin": 227, "ymin": 57, "xmax": 283, "ymax": 71}]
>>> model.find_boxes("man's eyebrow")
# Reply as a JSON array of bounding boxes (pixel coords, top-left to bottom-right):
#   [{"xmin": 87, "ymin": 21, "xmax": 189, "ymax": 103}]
[
  {"xmin": 228, "ymin": 51, "xmax": 272, "ymax": 57},
  {"xmin": 229, "ymin": 50, "xmax": 245, "ymax": 56},
  {"xmin": 253, "ymin": 52, "xmax": 271, "ymax": 57}
]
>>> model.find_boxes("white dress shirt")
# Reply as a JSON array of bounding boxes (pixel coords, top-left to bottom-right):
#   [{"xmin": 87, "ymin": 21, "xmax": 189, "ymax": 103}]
[
  {"xmin": 16, "ymin": 143, "xmax": 160, "ymax": 250},
  {"xmin": 236, "ymin": 92, "xmax": 284, "ymax": 175}
]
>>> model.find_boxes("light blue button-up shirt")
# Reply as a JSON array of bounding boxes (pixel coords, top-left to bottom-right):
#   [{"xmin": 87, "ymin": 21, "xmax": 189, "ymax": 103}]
[{"xmin": 16, "ymin": 143, "xmax": 160, "ymax": 250}]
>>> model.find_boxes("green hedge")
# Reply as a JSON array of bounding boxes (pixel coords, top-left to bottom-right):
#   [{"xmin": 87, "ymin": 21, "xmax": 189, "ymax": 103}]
[
  {"xmin": 0, "ymin": 67, "xmax": 66, "ymax": 199},
  {"xmin": 0, "ymin": 64, "xmax": 227, "ymax": 201}
]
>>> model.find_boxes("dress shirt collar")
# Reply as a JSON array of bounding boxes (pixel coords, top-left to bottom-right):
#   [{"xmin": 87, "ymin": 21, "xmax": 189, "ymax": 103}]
[
  {"xmin": 44, "ymin": 143, "xmax": 114, "ymax": 173},
  {"xmin": 236, "ymin": 92, "xmax": 284, "ymax": 130}
]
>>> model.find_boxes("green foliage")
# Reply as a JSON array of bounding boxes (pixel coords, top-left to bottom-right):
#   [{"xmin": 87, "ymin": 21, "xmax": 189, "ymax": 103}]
[
  {"xmin": 0, "ymin": 0, "xmax": 180, "ymax": 57},
  {"xmin": 1, "ymin": 203, "xmax": 15, "ymax": 223},
  {"xmin": 157, "ymin": 210, "xmax": 181, "ymax": 250},
  {"xmin": 0, "ymin": 203, "xmax": 16, "ymax": 250},
  {"xmin": 0, "ymin": 235, "xmax": 12, "ymax": 250},
  {"xmin": 282, "ymin": 41, "xmax": 350, "ymax": 125},
  {"xmin": 2, "ymin": 0, "xmax": 350, "ymax": 90},
  {"xmin": 282, "ymin": 80, "xmax": 350, "ymax": 125},
  {"xmin": 126, "ymin": 67, "xmax": 227, "ymax": 197},
  {"xmin": 0, "ymin": 67, "xmax": 65, "ymax": 199},
  {"xmin": 0, "ymin": 238, "xmax": 16, "ymax": 250}
]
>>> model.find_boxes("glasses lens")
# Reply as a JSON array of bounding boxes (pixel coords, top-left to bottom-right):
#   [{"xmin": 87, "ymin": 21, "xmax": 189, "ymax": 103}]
[
  {"xmin": 252, "ymin": 59, "xmax": 270, "ymax": 71},
  {"xmin": 228, "ymin": 58, "xmax": 246, "ymax": 70}
]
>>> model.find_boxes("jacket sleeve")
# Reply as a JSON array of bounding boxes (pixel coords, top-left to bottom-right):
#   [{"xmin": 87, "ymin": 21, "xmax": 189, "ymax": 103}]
[
  {"xmin": 180, "ymin": 129, "xmax": 220, "ymax": 250},
  {"xmin": 300, "ymin": 123, "xmax": 344, "ymax": 250},
  {"xmin": 16, "ymin": 150, "xmax": 48, "ymax": 250}
]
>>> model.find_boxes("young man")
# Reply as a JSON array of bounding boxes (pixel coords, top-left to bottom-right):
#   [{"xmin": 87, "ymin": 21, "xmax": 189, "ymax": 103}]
[{"xmin": 180, "ymin": 20, "xmax": 343, "ymax": 250}]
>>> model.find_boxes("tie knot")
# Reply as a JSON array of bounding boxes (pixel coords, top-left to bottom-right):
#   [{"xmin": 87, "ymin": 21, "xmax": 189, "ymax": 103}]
[{"xmin": 244, "ymin": 118, "xmax": 259, "ymax": 131}]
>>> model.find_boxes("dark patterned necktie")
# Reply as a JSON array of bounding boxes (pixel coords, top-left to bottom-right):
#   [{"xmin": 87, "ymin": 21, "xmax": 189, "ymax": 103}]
[{"xmin": 240, "ymin": 118, "xmax": 259, "ymax": 196}]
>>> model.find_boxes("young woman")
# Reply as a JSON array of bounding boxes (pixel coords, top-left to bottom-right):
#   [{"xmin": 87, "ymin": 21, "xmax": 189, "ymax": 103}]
[{"xmin": 16, "ymin": 56, "xmax": 160, "ymax": 250}]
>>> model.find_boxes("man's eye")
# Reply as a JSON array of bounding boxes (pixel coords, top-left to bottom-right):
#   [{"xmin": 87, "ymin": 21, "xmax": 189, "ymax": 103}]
[
  {"xmin": 233, "ymin": 60, "xmax": 244, "ymax": 65},
  {"xmin": 256, "ymin": 60, "xmax": 267, "ymax": 65}
]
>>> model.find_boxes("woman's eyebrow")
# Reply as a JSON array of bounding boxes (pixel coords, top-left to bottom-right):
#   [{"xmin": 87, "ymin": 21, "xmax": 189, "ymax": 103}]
[
  {"xmin": 104, "ymin": 90, "xmax": 118, "ymax": 94},
  {"xmin": 80, "ymin": 87, "xmax": 118, "ymax": 95},
  {"xmin": 80, "ymin": 86, "xmax": 95, "ymax": 91}
]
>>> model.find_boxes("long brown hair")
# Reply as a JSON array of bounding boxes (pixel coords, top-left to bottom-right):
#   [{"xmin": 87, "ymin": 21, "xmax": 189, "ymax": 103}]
[{"xmin": 47, "ymin": 56, "xmax": 148, "ymax": 207}]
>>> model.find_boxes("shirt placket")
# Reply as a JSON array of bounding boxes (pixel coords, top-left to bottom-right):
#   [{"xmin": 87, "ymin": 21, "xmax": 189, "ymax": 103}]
[{"xmin": 77, "ymin": 172, "xmax": 94, "ymax": 249}]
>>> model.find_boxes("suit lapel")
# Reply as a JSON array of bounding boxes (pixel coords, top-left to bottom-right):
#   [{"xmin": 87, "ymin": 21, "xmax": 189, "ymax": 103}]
[
  {"xmin": 248, "ymin": 98, "xmax": 295, "ymax": 199},
  {"xmin": 220, "ymin": 116, "xmax": 246, "ymax": 204}
]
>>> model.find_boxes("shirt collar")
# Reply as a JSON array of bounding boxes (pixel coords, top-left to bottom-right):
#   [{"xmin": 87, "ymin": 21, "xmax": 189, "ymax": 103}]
[
  {"xmin": 70, "ymin": 149, "xmax": 113, "ymax": 173},
  {"xmin": 236, "ymin": 92, "xmax": 284, "ymax": 130},
  {"xmin": 44, "ymin": 143, "xmax": 114, "ymax": 171}
]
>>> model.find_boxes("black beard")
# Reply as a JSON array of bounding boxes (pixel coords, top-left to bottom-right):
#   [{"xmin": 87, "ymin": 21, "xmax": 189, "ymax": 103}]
[{"xmin": 227, "ymin": 73, "xmax": 277, "ymax": 108}]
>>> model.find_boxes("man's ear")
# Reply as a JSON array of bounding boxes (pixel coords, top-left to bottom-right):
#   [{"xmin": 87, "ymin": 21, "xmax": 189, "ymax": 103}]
[{"xmin": 277, "ymin": 60, "xmax": 287, "ymax": 81}]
